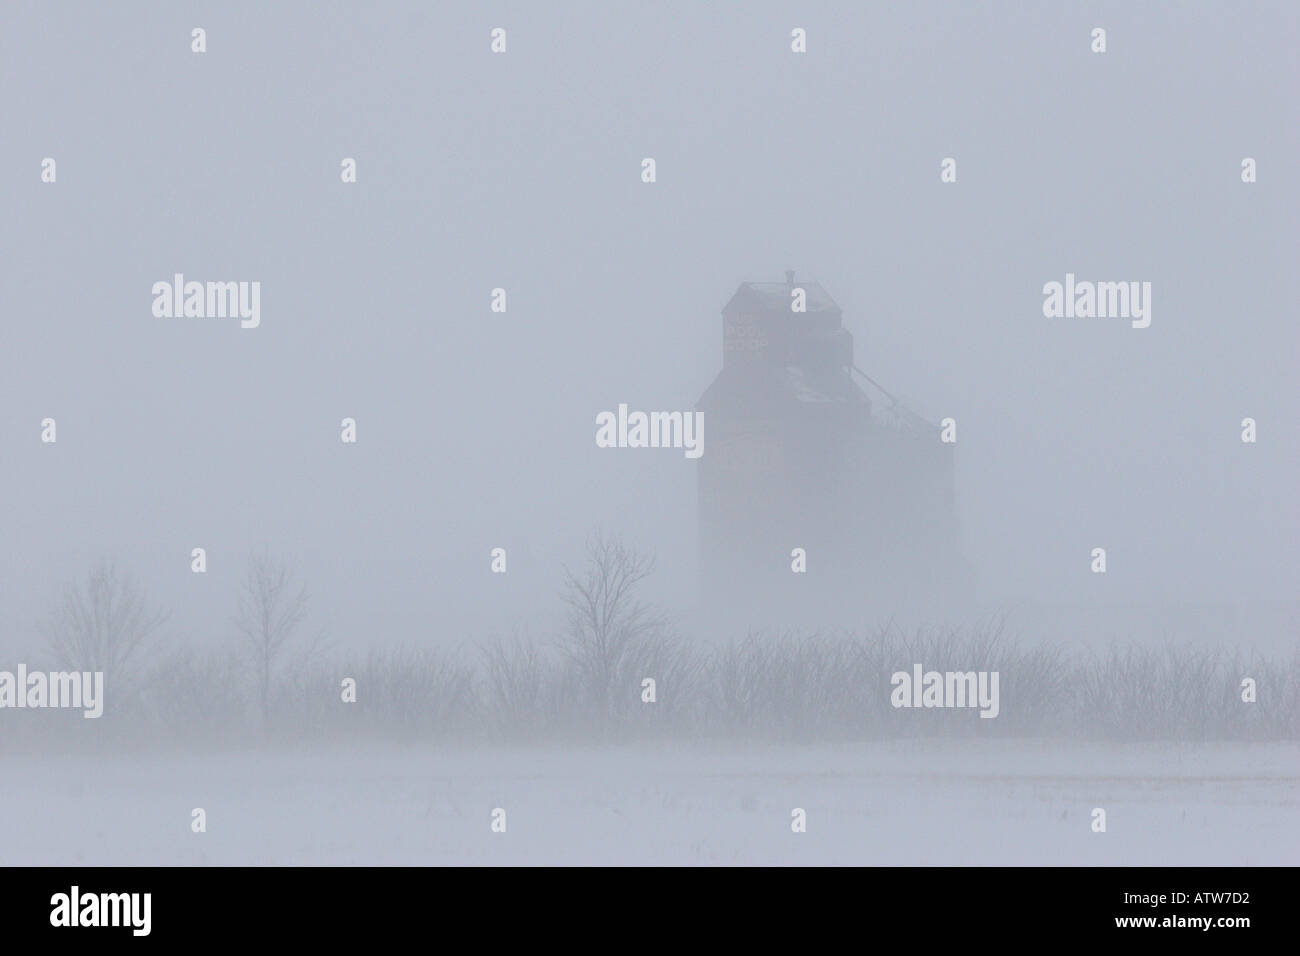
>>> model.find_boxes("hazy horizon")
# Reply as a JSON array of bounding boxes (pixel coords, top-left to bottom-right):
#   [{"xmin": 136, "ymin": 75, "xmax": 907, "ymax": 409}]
[{"xmin": 2, "ymin": 0, "xmax": 1295, "ymax": 655}]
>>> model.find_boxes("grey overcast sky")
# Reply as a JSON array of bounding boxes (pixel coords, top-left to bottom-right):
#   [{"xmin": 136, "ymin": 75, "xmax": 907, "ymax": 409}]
[{"xmin": 1, "ymin": 1, "xmax": 1295, "ymax": 651}]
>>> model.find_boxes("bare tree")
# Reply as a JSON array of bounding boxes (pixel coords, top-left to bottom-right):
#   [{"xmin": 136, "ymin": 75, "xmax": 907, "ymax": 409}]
[
  {"xmin": 236, "ymin": 551, "xmax": 310, "ymax": 730},
  {"xmin": 37, "ymin": 562, "xmax": 168, "ymax": 699},
  {"xmin": 558, "ymin": 532, "xmax": 666, "ymax": 726}
]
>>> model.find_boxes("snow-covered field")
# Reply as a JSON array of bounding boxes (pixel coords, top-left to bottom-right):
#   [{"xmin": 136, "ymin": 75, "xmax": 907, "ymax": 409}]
[{"xmin": 3, "ymin": 741, "xmax": 1296, "ymax": 865}]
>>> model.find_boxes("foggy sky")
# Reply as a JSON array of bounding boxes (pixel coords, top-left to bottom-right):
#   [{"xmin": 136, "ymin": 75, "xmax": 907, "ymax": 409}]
[{"xmin": 1, "ymin": 0, "xmax": 1295, "ymax": 653}]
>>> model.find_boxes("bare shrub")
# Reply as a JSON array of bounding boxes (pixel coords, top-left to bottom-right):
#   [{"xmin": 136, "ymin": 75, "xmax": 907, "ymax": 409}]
[
  {"xmin": 482, "ymin": 635, "xmax": 551, "ymax": 740},
  {"xmin": 348, "ymin": 646, "xmax": 479, "ymax": 740},
  {"xmin": 137, "ymin": 644, "xmax": 252, "ymax": 742}
]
